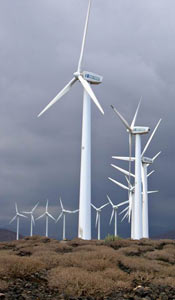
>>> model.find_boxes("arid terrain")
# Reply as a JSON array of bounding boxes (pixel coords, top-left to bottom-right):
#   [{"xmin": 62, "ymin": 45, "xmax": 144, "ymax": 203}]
[{"xmin": 0, "ymin": 236, "xmax": 175, "ymax": 299}]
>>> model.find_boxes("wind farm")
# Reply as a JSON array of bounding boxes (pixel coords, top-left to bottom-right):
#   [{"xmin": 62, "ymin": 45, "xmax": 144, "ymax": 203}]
[
  {"xmin": 0, "ymin": 0, "xmax": 168, "ymax": 242},
  {"xmin": 0, "ymin": 0, "xmax": 175, "ymax": 298}
]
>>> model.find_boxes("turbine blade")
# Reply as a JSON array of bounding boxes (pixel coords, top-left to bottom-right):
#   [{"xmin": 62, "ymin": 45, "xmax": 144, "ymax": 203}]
[
  {"xmin": 106, "ymin": 195, "xmax": 114, "ymax": 207},
  {"xmin": 56, "ymin": 212, "xmax": 63, "ymax": 223},
  {"xmin": 19, "ymin": 214, "xmax": 28, "ymax": 218},
  {"xmin": 36, "ymin": 213, "xmax": 45, "ymax": 221},
  {"xmin": 15, "ymin": 203, "xmax": 18, "ymax": 214},
  {"xmin": 130, "ymin": 98, "xmax": 142, "ymax": 129},
  {"xmin": 95, "ymin": 212, "xmax": 99, "ymax": 227},
  {"xmin": 91, "ymin": 203, "xmax": 97, "ymax": 210},
  {"xmin": 111, "ymin": 105, "xmax": 131, "ymax": 131},
  {"xmin": 108, "ymin": 177, "xmax": 129, "ymax": 191},
  {"xmin": 112, "ymin": 156, "xmax": 135, "ymax": 162},
  {"xmin": 142, "ymin": 119, "xmax": 162, "ymax": 156},
  {"xmin": 121, "ymin": 211, "xmax": 129, "ymax": 222},
  {"xmin": 147, "ymin": 170, "xmax": 155, "ymax": 178},
  {"xmin": 72, "ymin": 209, "xmax": 79, "ymax": 214},
  {"xmin": 109, "ymin": 209, "xmax": 114, "ymax": 225},
  {"xmin": 9, "ymin": 215, "xmax": 17, "ymax": 224},
  {"xmin": 117, "ymin": 200, "xmax": 129, "ymax": 208},
  {"xmin": 32, "ymin": 202, "xmax": 39, "ymax": 213},
  {"xmin": 100, "ymin": 203, "xmax": 109, "ymax": 210},
  {"xmin": 48, "ymin": 213, "xmax": 55, "ymax": 221},
  {"xmin": 60, "ymin": 198, "xmax": 64, "ymax": 211},
  {"xmin": 152, "ymin": 151, "xmax": 161, "ymax": 162},
  {"xmin": 125, "ymin": 176, "xmax": 132, "ymax": 189},
  {"xmin": 65, "ymin": 210, "xmax": 72, "ymax": 214},
  {"xmin": 46, "ymin": 200, "xmax": 48, "ymax": 212},
  {"xmin": 78, "ymin": 75, "xmax": 104, "ymax": 114},
  {"xmin": 38, "ymin": 78, "xmax": 77, "ymax": 117},
  {"xmin": 111, "ymin": 164, "xmax": 135, "ymax": 178},
  {"xmin": 119, "ymin": 206, "xmax": 129, "ymax": 215},
  {"xmin": 77, "ymin": 0, "xmax": 92, "ymax": 72},
  {"xmin": 147, "ymin": 190, "xmax": 159, "ymax": 194}
]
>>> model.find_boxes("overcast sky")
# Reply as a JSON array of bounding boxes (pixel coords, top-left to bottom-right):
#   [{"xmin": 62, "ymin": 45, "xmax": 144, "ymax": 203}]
[{"xmin": 0, "ymin": 0, "xmax": 174, "ymax": 239}]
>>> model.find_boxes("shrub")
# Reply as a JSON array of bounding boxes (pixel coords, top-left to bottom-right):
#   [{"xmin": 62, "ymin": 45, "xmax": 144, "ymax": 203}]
[
  {"xmin": 0, "ymin": 280, "xmax": 8, "ymax": 291},
  {"xmin": 104, "ymin": 234, "xmax": 122, "ymax": 242},
  {"xmin": 144, "ymin": 249, "xmax": 175, "ymax": 264},
  {"xmin": 48, "ymin": 266, "xmax": 130, "ymax": 297},
  {"xmin": 0, "ymin": 254, "xmax": 45, "ymax": 278}
]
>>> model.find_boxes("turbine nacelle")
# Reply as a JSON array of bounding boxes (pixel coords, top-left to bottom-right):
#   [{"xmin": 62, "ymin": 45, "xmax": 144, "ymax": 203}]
[
  {"xmin": 130, "ymin": 127, "xmax": 150, "ymax": 135},
  {"xmin": 142, "ymin": 157, "xmax": 153, "ymax": 164},
  {"xmin": 82, "ymin": 71, "xmax": 103, "ymax": 85}
]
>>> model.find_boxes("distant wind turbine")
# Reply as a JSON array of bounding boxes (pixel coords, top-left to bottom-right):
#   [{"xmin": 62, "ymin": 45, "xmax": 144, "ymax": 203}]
[
  {"xmin": 111, "ymin": 102, "xmax": 150, "ymax": 239},
  {"xmin": 112, "ymin": 119, "xmax": 161, "ymax": 238},
  {"xmin": 22, "ymin": 202, "xmax": 39, "ymax": 237},
  {"xmin": 56, "ymin": 198, "xmax": 79, "ymax": 240},
  {"xmin": 91, "ymin": 202, "xmax": 109, "ymax": 240},
  {"xmin": 36, "ymin": 200, "xmax": 55, "ymax": 237},
  {"xmin": 109, "ymin": 173, "xmax": 158, "ymax": 239},
  {"xmin": 9, "ymin": 203, "xmax": 27, "ymax": 240},
  {"xmin": 107, "ymin": 195, "xmax": 129, "ymax": 237}
]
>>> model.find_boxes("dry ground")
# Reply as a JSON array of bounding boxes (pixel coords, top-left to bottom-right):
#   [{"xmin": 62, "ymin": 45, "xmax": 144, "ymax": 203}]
[{"xmin": 0, "ymin": 236, "xmax": 175, "ymax": 299}]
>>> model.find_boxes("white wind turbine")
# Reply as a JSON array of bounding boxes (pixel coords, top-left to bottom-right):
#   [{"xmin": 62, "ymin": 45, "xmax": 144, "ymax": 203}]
[
  {"xmin": 112, "ymin": 119, "xmax": 162, "ymax": 238},
  {"xmin": 107, "ymin": 195, "xmax": 129, "ymax": 237},
  {"xmin": 36, "ymin": 200, "xmax": 55, "ymax": 237},
  {"xmin": 37, "ymin": 0, "xmax": 104, "ymax": 240},
  {"xmin": 111, "ymin": 102, "xmax": 150, "ymax": 239},
  {"xmin": 56, "ymin": 198, "xmax": 79, "ymax": 240},
  {"xmin": 91, "ymin": 202, "xmax": 109, "ymax": 240},
  {"xmin": 9, "ymin": 203, "xmax": 27, "ymax": 240},
  {"xmin": 22, "ymin": 202, "xmax": 39, "ymax": 237},
  {"xmin": 109, "ymin": 173, "xmax": 158, "ymax": 239}
]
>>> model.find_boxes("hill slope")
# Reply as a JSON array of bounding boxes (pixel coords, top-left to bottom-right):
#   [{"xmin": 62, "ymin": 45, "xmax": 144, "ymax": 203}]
[
  {"xmin": 0, "ymin": 236, "xmax": 175, "ymax": 299},
  {"xmin": 0, "ymin": 229, "xmax": 23, "ymax": 242}
]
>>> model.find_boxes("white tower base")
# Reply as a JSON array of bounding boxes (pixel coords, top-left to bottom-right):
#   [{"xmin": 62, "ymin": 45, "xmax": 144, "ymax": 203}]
[
  {"xmin": 131, "ymin": 193, "xmax": 135, "ymax": 239},
  {"xmin": 78, "ymin": 89, "xmax": 91, "ymax": 240},
  {"xmin": 142, "ymin": 164, "xmax": 149, "ymax": 238},
  {"xmin": 134, "ymin": 134, "xmax": 143, "ymax": 240}
]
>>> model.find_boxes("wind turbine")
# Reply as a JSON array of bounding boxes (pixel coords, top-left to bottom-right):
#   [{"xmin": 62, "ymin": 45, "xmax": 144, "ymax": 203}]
[
  {"xmin": 9, "ymin": 203, "xmax": 27, "ymax": 240},
  {"xmin": 37, "ymin": 0, "xmax": 104, "ymax": 240},
  {"xmin": 36, "ymin": 200, "xmax": 55, "ymax": 237},
  {"xmin": 22, "ymin": 202, "xmax": 39, "ymax": 237},
  {"xmin": 91, "ymin": 202, "xmax": 109, "ymax": 240},
  {"xmin": 112, "ymin": 119, "xmax": 162, "ymax": 238},
  {"xmin": 107, "ymin": 195, "xmax": 129, "ymax": 237},
  {"xmin": 111, "ymin": 102, "xmax": 150, "ymax": 239},
  {"xmin": 109, "ymin": 173, "xmax": 158, "ymax": 239},
  {"xmin": 56, "ymin": 198, "xmax": 79, "ymax": 240}
]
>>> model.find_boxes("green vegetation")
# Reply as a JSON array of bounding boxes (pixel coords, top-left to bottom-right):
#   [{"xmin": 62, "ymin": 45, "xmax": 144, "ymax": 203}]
[{"xmin": 104, "ymin": 234, "xmax": 122, "ymax": 242}]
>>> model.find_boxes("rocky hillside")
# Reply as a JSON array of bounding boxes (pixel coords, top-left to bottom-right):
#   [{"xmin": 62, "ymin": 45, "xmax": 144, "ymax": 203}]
[{"xmin": 0, "ymin": 236, "xmax": 175, "ymax": 299}]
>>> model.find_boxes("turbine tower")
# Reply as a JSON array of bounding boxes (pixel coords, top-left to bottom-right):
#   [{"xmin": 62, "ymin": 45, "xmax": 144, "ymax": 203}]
[
  {"xmin": 9, "ymin": 203, "xmax": 27, "ymax": 240},
  {"xmin": 56, "ymin": 198, "xmax": 79, "ymax": 240},
  {"xmin": 109, "ymin": 170, "xmax": 158, "ymax": 239},
  {"xmin": 111, "ymin": 102, "xmax": 150, "ymax": 239},
  {"xmin": 37, "ymin": 0, "xmax": 104, "ymax": 240},
  {"xmin": 36, "ymin": 200, "xmax": 55, "ymax": 237},
  {"xmin": 22, "ymin": 202, "xmax": 39, "ymax": 237},
  {"xmin": 112, "ymin": 119, "xmax": 161, "ymax": 238},
  {"xmin": 107, "ymin": 195, "xmax": 128, "ymax": 237},
  {"xmin": 91, "ymin": 202, "xmax": 109, "ymax": 240}
]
